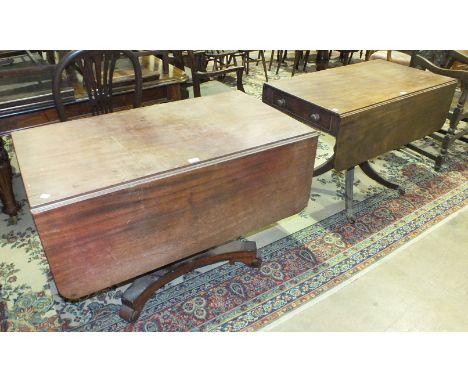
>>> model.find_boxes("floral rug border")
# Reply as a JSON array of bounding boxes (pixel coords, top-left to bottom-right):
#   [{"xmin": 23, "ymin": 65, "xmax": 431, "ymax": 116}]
[{"xmin": 203, "ymin": 184, "xmax": 467, "ymax": 331}]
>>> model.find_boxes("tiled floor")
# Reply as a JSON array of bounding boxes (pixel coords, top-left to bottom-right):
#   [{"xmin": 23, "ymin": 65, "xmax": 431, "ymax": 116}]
[{"xmin": 263, "ymin": 206, "xmax": 468, "ymax": 331}]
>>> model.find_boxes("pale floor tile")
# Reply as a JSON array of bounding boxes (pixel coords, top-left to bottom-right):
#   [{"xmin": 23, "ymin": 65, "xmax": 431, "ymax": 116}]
[{"xmin": 264, "ymin": 207, "xmax": 468, "ymax": 332}]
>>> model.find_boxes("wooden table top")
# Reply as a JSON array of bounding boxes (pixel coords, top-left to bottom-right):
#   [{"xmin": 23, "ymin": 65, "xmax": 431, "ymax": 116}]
[
  {"xmin": 13, "ymin": 90, "xmax": 317, "ymax": 210},
  {"xmin": 267, "ymin": 60, "xmax": 456, "ymax": 115}
]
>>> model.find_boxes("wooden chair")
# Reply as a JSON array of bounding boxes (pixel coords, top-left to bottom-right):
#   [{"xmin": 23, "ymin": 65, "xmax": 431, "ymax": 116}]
[
  {"xmin": 52, "ymin": 50, "xmax": 143, "ymax": 121},
  {"xmin": 269, "ymin": 50, "xmax": 309, "ymax": 76},
  {"xmin": 187, "ymin": 50, "xmax": 245, "ymax": 97},
  {"xmin": 334, "ymin": 50, "xmax": 359, "ymax": 65},
  {"xmin": 406, "ymin": 51, "xmax": 468, "ymax": 170},
  {"xmin": 269, "ymin": 50, "xmax": 288, "ymax": 74},
  {"xmin": 0, "ymin": 51, "xmax": 58, "ymax": 221},
  {"xmin": 240, "ymin": 50, "xmax": 268, "ymax": 81}
]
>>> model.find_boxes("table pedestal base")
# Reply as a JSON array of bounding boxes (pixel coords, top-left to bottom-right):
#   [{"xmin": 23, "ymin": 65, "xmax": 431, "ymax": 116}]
[
  {"xmin": 119, "ymin": 240, "xmax": 261, "ymax": 323},
  {"xmin": 314, "ymin": 159, "xmax": 405, "ymax": 223},
  {"xmin": 345, "ymin": 161, "xmax": 405, "ymax": 222}
]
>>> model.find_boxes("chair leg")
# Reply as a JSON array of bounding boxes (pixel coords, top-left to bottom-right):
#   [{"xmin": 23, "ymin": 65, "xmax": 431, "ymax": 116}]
[
  {"xmin": 269, "ymin": 50, "xmax": 275, "ymax": 71},
  {"xmin": 303, "ymin": 50, "xmax": 310, "ymax": 72},
  {"xmin": 236, "ymin": 67, "xmax": 245, "ymax": 92},
  {"xmin": 259, "ymin": 50, "xmax": 268, "ymax": 82},
  {"xmin": 245, "ymin": 51, "xmax": 250, "ymax": 75},
  {"xmin": 437, "ymin": 93, "xmax": 466, "ymax": 170},
  {"xmin": 192, "ymin": 75, "xmax": 202, "ymax": 97},
  {"xmin": 292, "ymin": 50, "xmax": 302, "ymax": 76},
  {"xmin": 276, "ymin": 50, "xmax": 282, "ymax": 74}
]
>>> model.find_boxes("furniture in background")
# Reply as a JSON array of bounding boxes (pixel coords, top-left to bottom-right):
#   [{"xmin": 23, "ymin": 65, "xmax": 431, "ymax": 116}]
[
  {"xmin": 369, "ymin": 50, "xmax": 417, "ymax": 66},
  {"xmin": 241, "ymin": 50, "xmax": 268, "ymax": 81},
  {"xmin": 0, "ymin": 51, "xmax": 61, "ymax": 220},
  {"xmin": 269, "ymin": 50, "xmax": 328, "ymax": 75},
  {"xmin": 53, "ymin": 50, "xmax": 143, "ymax": 121},
  {"xmin": 263, "ymin": 60, "xmax": 457, "ymax": 221},
  {"xmin": 187, "ymin": 50, "xmax": 245, "ymax": 97},
  {"xmin": 0, "ymin": 51, "xmax": 187, "ymax": 133},
  {"xmin": 333, "ymin": 50, "xmax": 359, "ymax": 65},
  {"xmin": 12, "ymin": 90, "xmax": 318, "ymax": 322},
  {"xmin": 406, "ymin": 50, "xmax": 468, "ymax": 170},
  {"xmin": 315, "ymin": 50, "xmax": 330, "ymax": 71}
]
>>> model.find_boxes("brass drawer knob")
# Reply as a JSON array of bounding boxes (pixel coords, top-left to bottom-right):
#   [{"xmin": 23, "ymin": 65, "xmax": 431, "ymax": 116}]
[
  {"xmin": 276, "ymin": 98, "xmax": 286, "ymax": 107},
  {"xmin": 310, "ymin": 113, "xmax": 320, "ymax": 122}
]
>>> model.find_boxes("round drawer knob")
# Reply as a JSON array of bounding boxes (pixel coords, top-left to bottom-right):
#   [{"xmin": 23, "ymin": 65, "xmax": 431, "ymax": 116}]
[
  {"xmin": 310, "ymin": 113, "xmax": 321, "ymax": 122},
  {"xmin": 276, "ymin": 98, "xmax": 286, "ymax": 107}
]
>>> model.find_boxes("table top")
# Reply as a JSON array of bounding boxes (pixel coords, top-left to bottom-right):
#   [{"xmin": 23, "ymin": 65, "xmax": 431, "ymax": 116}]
[
  {"xmin": 266, "ymin": 60, "xmax": 456, "ymax": 115},
  {"xmin": 12, "ymin": 90, "xmax": 317, "ymax": 210}
]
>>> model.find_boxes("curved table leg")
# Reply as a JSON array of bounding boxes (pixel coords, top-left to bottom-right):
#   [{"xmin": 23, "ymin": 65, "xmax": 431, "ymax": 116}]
[
  {"xmin": 359, "ymin": 161, "xmax": 405, "ymax": 194},
  {"xmin": 0, "ymin": 137, "xmax": 20, "ymax": 221},
  {"xmin": 119, "ymin": 240, "xmax": 260, "ymax": 323},
  {"xmin": 313, "ymin": 153, "xmax": 335, "ymax": 177}
]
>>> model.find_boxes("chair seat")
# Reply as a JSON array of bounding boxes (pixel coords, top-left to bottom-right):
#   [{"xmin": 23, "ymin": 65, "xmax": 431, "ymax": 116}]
[{"xmin": 370, "ymin": 50, "xmax": 411, "ymax": 66}]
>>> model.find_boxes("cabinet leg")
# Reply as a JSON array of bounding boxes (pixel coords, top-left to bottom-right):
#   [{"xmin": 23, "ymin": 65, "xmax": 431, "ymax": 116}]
[
  {"xmin": 0, "ymin": 137, "xmax": 20, "ymax": 220},
  {"xmin": 119, "ymin": 240, "xmax": 260, "ymax": 323}
]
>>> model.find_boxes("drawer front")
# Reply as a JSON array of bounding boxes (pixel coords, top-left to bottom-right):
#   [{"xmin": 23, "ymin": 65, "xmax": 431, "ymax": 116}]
[{"xmin": 263, "ymin": 85, "xmax": 337, "ymax": 134}]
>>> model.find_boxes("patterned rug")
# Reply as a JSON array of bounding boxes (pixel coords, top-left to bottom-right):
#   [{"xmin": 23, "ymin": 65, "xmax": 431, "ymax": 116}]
[{"xmin": 1, "ymin": 51, "xmax": 467, "ymax": 331}]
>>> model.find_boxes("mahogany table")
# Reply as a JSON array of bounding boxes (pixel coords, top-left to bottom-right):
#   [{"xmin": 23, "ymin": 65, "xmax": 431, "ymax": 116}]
[
  {"xmin": 12, "ymin": 90, "xmax": 318, "ymax": 321},
  {"xmin": 263, "ymin": 59, "xmax": 457, "ymax": 221},
  {"xmin": 0, "ymin": 53, "xmax": 189, "ymax": 220}
]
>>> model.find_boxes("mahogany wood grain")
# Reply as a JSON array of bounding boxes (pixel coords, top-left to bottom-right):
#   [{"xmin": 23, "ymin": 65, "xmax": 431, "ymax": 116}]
[
  {"xmin": 334, "ymin": 83, "xmax": 455, "ymax": 170},
  {"xmin": 265, "ymin": 60, "xmax": 455, "ymax": 115},
  {"xmin": 12, "ymin": 91, "xmax": 318, "ymax": 299},
  {"xmin": 263, "ymin": 60, "xmax": 457, "ymax": 171}
]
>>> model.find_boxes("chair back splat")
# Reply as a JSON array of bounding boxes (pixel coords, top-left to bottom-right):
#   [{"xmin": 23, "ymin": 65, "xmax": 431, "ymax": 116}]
[{"xmin": 52, "ymin": 50, "xmax": 143, "ymax": 121}]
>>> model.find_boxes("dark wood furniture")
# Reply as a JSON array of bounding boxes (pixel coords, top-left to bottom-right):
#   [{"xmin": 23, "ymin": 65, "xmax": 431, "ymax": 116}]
[
  {"xmin": 12, "ymin": 91, "xmax": 318, "ymax": 320},
  {"xmin": 0, "ymin": 53, "xmax": 187, "ymax": 133},
  {"xmin": 0, "ymin": 51, "xmax": 62, "ymax": 220},
  {"xmin": 187, "ymin": 50, "xmax": 245, "ymax": 97},
  {"xmin": 269, "ymin": 50, "xmax": 330, "ymax": 74},
  {"xmin": 369, "ymin": 50, "xmax": 417, "ymax": 66},
  {"xmin": 406, "ymin": 51, "xmax": 468, "ymax": 170},
  {"xmin": 0, "ymin": 52, "xmax": 188, "ymax": 219},
  {"xmin": 315, "ymin": 50, "xmax": 330, "ymax": 71},
  {"xmin": 52, "ymin": 50, "xmax": 143, "ymax": 121},
  {"xmin": 241, "ymin": 50, "xmax": 268, "ymax": 81},
  {"xmin": 334, "ymin": 50, "xmax": 359, "ymax": 65},
  {"xmin": 263, "ymin": 60, "xmax": 457, "ymax": 221}
]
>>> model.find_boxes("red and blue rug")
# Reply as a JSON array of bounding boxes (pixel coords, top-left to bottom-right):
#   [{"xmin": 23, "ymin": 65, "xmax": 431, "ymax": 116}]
[{"xmin": 51, "ymin": 148, "xmax": 467, "ymax": 331}]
